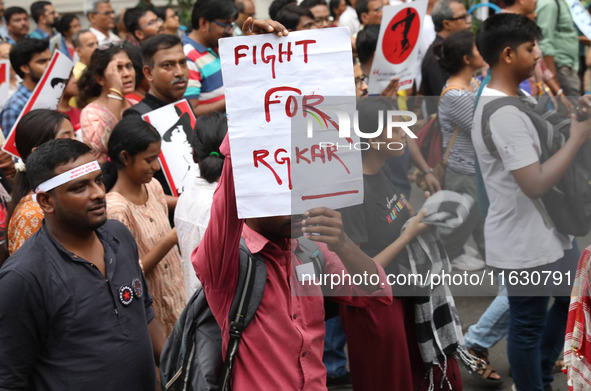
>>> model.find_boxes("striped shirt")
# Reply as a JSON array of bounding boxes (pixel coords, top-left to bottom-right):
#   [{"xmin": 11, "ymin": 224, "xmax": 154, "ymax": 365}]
[
  {"xmin": 182, "ymin": 36, "xmax": 225, "ymax": 105},
  {"xmin": 438, "ymin": 80, "xmax": 479, "ymax": 175},
  {"xmin": 106, "ymin": 179, "xmax": 186, "ymax": 336}
]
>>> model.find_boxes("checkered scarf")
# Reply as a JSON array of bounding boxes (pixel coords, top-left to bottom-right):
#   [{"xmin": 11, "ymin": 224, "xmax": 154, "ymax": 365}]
[
  {"xmin": 564, "ymin": 246, "xmax": 591, "ymax": 391},
  {"xmin": 402, "ymin": 191, "xmax": 480, "ymax": 390}
]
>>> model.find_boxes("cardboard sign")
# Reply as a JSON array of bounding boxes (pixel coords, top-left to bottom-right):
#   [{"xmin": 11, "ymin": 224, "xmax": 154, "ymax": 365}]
[
  {"xmin": 564, "ymin": 0, "xmax": 591, "ymax": 40},
  {"xmin": 368, "ymin": 0, "xmax": 428, "ymax": 94},
  {"xmin": 142, "ymin": 99, "xmax": 199, "ymax": 197},
  {"xmin": 0, "ymin": 60, "xmax": 10, "ymax": 110},
  {"xmin": 2, "ymin": 51, "xmax": 73, "ymax": 157},
  {"xmin": 219, "ymin": 28, "xmax": 363, "ymax": 218}
]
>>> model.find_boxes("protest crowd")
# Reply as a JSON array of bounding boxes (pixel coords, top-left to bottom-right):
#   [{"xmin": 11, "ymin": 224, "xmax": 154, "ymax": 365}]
[{"xmin": 0, "ymin": 0, "xmax": 591, "ymax": 390}]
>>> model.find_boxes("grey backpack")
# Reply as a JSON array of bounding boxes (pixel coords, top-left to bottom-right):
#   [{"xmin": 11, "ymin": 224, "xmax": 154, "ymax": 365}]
[
  {"xmin": 481, "ymin": 94, "xmax": 591, "ymax": 236},
  {"xmin": 160, "ymin": 237, "xmax": 325, "ymax": 391}
]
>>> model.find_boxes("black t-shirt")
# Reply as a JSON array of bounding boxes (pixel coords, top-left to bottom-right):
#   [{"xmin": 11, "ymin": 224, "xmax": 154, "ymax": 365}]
[{"xmin": 340, "ymin": 166, "xmax": 411, "ymax": 275}]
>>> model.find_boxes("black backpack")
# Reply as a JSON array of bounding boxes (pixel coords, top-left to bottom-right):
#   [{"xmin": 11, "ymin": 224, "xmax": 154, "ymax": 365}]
[
  {"xmin": 160, "ymin": 237, "xmax": 325, "ymax": 391},
  {"xmin": 480, "ymin": 94, "xmax": 591, "ymax": 236}
]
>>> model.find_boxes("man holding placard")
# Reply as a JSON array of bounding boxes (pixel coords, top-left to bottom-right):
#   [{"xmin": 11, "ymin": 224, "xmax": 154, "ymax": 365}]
[{"xmin": 0, "ymin": 38, "xmax": 50, "ymax": 137}]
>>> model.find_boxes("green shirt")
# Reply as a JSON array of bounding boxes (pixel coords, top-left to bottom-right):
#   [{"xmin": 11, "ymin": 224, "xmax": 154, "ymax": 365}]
[{"xmin": 536, "ymin": 0, "xmax": 579, "ymax": 70}]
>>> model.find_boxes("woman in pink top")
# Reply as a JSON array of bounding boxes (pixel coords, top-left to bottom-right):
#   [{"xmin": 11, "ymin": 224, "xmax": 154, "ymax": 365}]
[
  {"xmin": 78, "ymin": 43, "xmax": 137, "ymax": 164},
  {"xmin": 103, "ymin": 116, "xmax": 185, "ymax": 336}
]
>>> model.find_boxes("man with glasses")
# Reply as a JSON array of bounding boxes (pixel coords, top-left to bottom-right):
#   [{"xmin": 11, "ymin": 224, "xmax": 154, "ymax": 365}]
[
  {"xmin": 301, "ymin": 0, "xmax": 334, "ymax": 28},
  {"xmin": 28, "ymin": 1, "xmax": 58, "ymax": 41},
  {"xmin": 85, "ymin": 0, "xmax": 121, "ymax": 45},
  {"xmin": 420, "ymin": 0, "xmax": 471, "ymax": 114},
  {"xmin": 183, "ymin": 0, "xmax": 236, "ymax": 116},
  {"xmin": 233, "ymin": 0, "xmax": 255, "ymax": 36},
  {"xmin": 124, "ymin": 7, "xmax": 163, "ymax": 45}
]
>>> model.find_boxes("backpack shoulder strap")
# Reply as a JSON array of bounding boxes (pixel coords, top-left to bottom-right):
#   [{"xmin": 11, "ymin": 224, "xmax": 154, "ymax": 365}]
[
  {"xmin": 219, "ymin": 238, "xmax": 267, "ymax": 391},
  {"xmin": 480, "ymin": 96, "xmax": 529, "ymax": 158},
  {"xmin": 295, "ymin": 237, "xmax": 325, "ymax": 275}
]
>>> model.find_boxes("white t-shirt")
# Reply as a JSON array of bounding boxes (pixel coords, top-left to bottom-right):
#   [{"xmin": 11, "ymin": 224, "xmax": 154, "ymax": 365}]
[
  {"xmin": 174, "ymin": 176, "xmax": 217, "ymax": 300},
  {"xmin": 472, "ymin": 86, "xmax": 570, "ymax": 269},
  {"xmin": 339, "ymin": 6, "xmax": 361, "ymax": 36}
]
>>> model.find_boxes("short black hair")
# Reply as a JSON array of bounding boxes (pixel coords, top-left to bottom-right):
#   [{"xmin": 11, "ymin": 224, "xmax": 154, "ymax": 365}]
[
  {"xmin": 356, "ymin": 24, "xmax": 379, "ymax": 64},
  {"xmin": 191, "ymin": 0, "xmax": 237, "ymax": 30},
  {"xmin": 300, "ymin": 0, "xmax": 328, "ymax": 9},
  {"xmin": 124, "ymin": 7, "xmax": 148, "ymax": 41},
  {"xmin": 434, "ymin": 29, "xmax": 475, "ymax": 74},
  {"xmin": 141, "ymin": 34, "xmax": 181, "ymax": 68},
  {"xmin": 10, "ymin": 38, "xmax": 49, "ymax": 78},
  {"xmin": 55, "ymin": 13, "xmax": 79, "ymax": 35},
  {"xmin": 5, "ymin": 7, "xmax": 28, "ymax": 24},
  {"xmin": 276, "ymin": 4, "xmax": 313, "ymax": 31},
  {"xmin": 27, "ymin": 139, "xmax": 93, "ymax": 192},
  {"xmin": 355, "ymin": 0, "xmax": 369, "ymax": 21},
  {"xmin": 269, "ymin": 0, "xmax": 296, "ymax": 20},
  {"xmin": 30, "ymin": 1, "xmax": 51, "ymax": 24},
  {"xmin": 476, "ymin": 13, "xmax": 541, "ymax": 66},
  {"xmin": 356, "ymin": 96, "xmax": 396, "ymax": 147}
]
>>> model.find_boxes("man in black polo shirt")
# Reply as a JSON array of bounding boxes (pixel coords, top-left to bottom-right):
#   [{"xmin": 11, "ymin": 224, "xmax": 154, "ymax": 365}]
[
  {"xmin": 125, "ymin": 33, "xmax": 190, "ymax": 201},
  {"xmin": 0, "ymin": 139, "xmax": 165, "ymax": 390}
]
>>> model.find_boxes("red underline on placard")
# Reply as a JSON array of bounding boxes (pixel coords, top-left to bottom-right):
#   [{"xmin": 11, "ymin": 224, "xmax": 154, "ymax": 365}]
[{"xmin": 301, "ymin": 190, "xmax": 359, "ymax": 200}]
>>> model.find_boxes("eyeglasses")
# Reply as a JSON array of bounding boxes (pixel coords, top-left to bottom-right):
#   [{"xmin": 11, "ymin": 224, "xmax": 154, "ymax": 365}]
[
  {"xmin": 140, "ymin": 18, "xmax": 163, "ymax": 29},
  {"xmin": 355, "ymin": 74, "xmax": 368, "ymax": 86},
  {"xmin": 97, "ymin": 10, "xmax": 115, "ymax": 16},
  {"xmin": 314, "ymin": 16, "xmax": 334, "ymax": 24},
  {"xmin": 212, "ymin": 20, "xmax": 237, "ymax": 32},
  {"xmin": 446, "ymin": 13, "xmax": 471, "ymax": 22},
  {"xmin": 370, "ymin": 6, "xmax": 383, "ymax": 13}
]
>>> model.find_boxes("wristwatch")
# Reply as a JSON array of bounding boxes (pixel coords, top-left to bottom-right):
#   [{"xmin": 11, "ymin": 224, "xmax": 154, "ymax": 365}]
[{"xmin": 421, "ymin": 167, "xmax": 434, "ymax": 175}]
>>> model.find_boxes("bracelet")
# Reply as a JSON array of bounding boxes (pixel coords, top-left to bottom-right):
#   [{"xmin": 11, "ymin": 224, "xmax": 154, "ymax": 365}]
[
  {"xmin": 109, "ymin": 88, "xmax": 124, "ymax": 98},
  {"xmin": 422, "ymin": 167, "xmax": 434, "ymax": 175},
  {"xmin": 107, "ymin": 94, "xmax": 123, "ymax": 101},
  {"xmin": 556, "ymin": 88, "xmax": 564, "ymax": 96}
]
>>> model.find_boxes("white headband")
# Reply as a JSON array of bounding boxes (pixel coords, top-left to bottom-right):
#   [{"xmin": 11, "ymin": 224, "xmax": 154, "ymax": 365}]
[{"xmin": 35, "ymin": 161, "xmax": 101, "ymax": 193}]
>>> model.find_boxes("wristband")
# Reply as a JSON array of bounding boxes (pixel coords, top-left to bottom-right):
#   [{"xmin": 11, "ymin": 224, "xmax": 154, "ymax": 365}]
[
  {"xmin": 107, "ymin": 94, "xmax": 123, "ymax": 101},
  {"xmin": 556, "ymin": 88, "xmax": 564, "ymax": 96}
]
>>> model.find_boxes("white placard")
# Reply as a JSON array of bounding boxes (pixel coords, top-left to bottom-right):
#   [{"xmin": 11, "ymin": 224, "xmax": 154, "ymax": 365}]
[
  {"xmin": 219, "ymin": 28, "xmax": 363, "ymax": 218},
  {"xmin": 564, "ymin": 0, "xmax": 591, "ymax": 40},
  {"xmin": 142, "ymin": 99, "xmax": 199, "ymax": 197},
  {"xmin": 0, "ymin": 60, "xmax": 10, "ymax": 110},
  {"xmin": 368, "ymin": 0, "xmax": 428, "ymax": 94},
  {"xmin": 2, "ymin": 51, "xmax": 73, "ymax": 157}
]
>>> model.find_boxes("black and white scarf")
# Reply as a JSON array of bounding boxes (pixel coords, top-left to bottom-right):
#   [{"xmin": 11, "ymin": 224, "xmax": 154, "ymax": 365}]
[{"xmin": 402, "ymin": 190, "xmax": 481, "ymax": 390}]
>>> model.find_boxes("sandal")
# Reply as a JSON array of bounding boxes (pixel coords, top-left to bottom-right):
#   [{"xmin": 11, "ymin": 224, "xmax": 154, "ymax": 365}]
[{"xmin": 467, "ymin": 347, "xmax": 503, "ymax": 384}]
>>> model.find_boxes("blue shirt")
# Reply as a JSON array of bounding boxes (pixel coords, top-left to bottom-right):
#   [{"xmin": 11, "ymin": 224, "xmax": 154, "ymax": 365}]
[
  {"xmin": 0, "ymin": 83, "xmax": 32, "ymax": 137},
  {"xmin": 28, "ymin": 27, "xmax": 55, "ymax": 41}
]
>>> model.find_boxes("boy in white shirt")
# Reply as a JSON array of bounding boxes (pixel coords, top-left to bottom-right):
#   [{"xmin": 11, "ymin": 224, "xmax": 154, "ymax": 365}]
[{"xmin": 472, "ymin": 13, "xmax": 591, "ymax": 391}]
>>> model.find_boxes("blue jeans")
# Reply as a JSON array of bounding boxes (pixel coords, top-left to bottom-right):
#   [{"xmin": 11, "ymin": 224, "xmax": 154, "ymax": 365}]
[
  {"xmin": 464, "ymin": 283, "xmax": 509, "ymax": 352},
  {"xmin": 506, "ymin": 241, "xmax": 580, "ymax": 391},
  {"xmin": 323, "ymin": 316, "xmax": 348, "ymax": 379}
]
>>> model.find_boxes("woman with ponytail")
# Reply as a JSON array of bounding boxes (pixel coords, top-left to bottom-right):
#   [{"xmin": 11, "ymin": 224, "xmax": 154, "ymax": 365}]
[
  {"xmin": 103, "ymin": 116, "xmax": 185, "ymax": 336},
  {"xmin": 7, "ymin": 109, "xmax": 76, "ymax": 254},
  {"xmin": 174, "ymin": 112, "xmax": 227, "ymax": 299}
]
